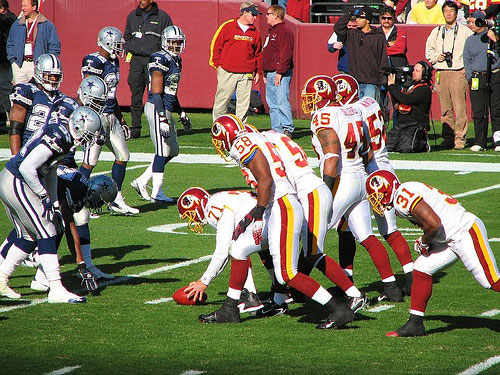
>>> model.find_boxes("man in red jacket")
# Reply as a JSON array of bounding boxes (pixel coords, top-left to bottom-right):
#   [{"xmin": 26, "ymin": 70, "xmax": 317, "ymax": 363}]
[
  {"xmin": 262, "ymin": 5, "xmax": 294, "ymax": 137},
  {"xmin": 209, "ymin": 2, "xmax": 263, "ymax": 123}
]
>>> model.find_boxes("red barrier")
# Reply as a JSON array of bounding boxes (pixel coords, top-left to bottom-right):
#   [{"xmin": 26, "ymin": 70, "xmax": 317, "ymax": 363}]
[{"xmin": 9, "ymin": 0, "xmax": 469, "ymax": 120}]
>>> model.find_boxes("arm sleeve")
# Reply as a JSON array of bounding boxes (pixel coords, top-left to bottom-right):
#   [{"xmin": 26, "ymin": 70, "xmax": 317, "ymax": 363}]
[
  {"xmin": 6, "ymin": 23, "xmax": 15, "ymax": 63},
  {"xmin": 200, "ymin": 209, "xmax": 235, "ymax": 285},
  {"xmin": 395, "ymin": 0, "xmax": 409, "ymax": 16},
  {"xmin": 123, "ymin": 14, "xmax": 133, "ymax": 47},
  {"xmin": 276, "ymin": 28, "xmax": 293, "ymax": 74},
  {"xmin": 378, "ymin": 38, "xmax": 389, "ymax": 85},
  {"xmin": 463, "ymin": 40, "xmax": 472, "ymax": 82},
  {"xmin": 387, "ymin": 31, "xmax": 407, "ymax": 56},
  {"xmin": 46, "ymin": 23, "xmax": 61, "ymax": 56},
  {"xmin": 45, "ymin": 167, "xmax": 58, "ymax": 204},
  {"xmin": 327, "ymin": 31, "xmax": 339, "ymax": 53},
  {"xmin": 333, "ymin": 13, "xmax": 351, "ymax": 44},
  {"xmin": 18, "ymin": 144, "xmax": 53, "ymax": 197},
  {"xmin": 254, "ymin": 31, "xmax": 263, "ymax": 75},
  {"xmin": 209, "ymin": 21, "xmax": 227, "ymax": 69},
  {"xmin": 388, "ymin": 84, "xmax": 431, "ymax": 105},
  {"xmin": 425, "ymin": 28, "xmax": 440, "ymax": 65}
]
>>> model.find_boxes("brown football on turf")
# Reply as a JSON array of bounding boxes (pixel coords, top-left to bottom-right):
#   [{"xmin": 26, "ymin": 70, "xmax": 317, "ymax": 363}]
[{"xmin": 172, "ymin": 286, "xmax": 207, "ymax": 305}]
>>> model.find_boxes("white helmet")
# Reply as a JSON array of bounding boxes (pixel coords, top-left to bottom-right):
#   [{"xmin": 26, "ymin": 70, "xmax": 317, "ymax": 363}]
[
  {"xmin": 34, "ymin": 53, "xmax": 63, "ymax": 92},
  {"xmin": 68, "ymin": 107, "xmax": 101, "ymax": 149},
  {"xmin": 77, "ymin": 76, "xmax": 108, "ymax": 115},
  {"xmin": 161, "ymin": 25, "xmax": 186, "ymax": 55},
  {"xmin": 97, "ymin": 26, "xmax": 124, "ymax": 59}
]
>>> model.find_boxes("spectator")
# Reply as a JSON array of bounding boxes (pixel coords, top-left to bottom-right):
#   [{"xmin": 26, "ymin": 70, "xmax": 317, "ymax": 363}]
[
  {"xmin": 327, "ymin": 15, "xmax": 357, "ymax": 74},
  {"xmin": 0, "ymin": 0, "xmax": 15, "ymax": 134},
  {"xmin": 262, "ymin": 5, "xmax": 294, "ymax": 136},
  {"xmin": 124, "ymin": 0, "xmax": 172, "ymax": 139},
  {"xmin": 6, "ymin": 0, "xmax": 60, "ymax": 84},
  {"xmin": 408, "ymin": 0, "xmax": 446, "ymax": 24},
  {"xmin": 334, "ymin": 6, "xmax": 389, "ymax": 100},
  {"xmin": 463, "ymin": 11, "xmax": 500, "ymax": 152},
  {"xmin": 425, "ymin": 1, "xmax": 473, "ymax": 149},
  {"xmin": 209, "ymin": 2, "xmax": 263, "ymax": 123}
]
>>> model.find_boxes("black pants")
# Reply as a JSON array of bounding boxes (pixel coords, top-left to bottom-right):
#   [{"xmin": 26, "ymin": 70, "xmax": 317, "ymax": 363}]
[
  {"xmin": 127, "ymin": 55, "xmax": 150, "ymax": 130},
  {"xmin": 469, "ymin": 71, "xmax": 500, "ymax": 148}
]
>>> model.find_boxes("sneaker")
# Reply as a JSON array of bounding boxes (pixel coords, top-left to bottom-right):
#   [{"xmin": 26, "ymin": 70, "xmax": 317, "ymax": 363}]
[
  {"xmin": 150, "ymin": 190, "xmax": 176, "ymax": 204},
  {"xmin": 48, "ymin": 288, "xmax": 86, "ymax": 304},
  {"xmin": 87, "ymin": 264, "xmax": 115, "ymax": 280},
  {"xmin": 378, "ymin": 281, "xmax": 404, "ymax": 302},
  {"xmin": 109, "ymin": 193, "xmax": 139, "ymax": 215},
  {"xmin": 348, "ymin": 292, "xmax": 369, "ymax": 313},
  {"xmin": 130, "ymin": 179, "xmax": 150, "ymax": 201},
  {"xmin": 238, "ymin": 288, "xmax": 264, "ymax": 314},
  {"xmin": 495, "ymin": 146, "xmax": 500, "ymax": 152},
  {"xmin": 316, "ymin": 302, "xmax": 354, "ymax": 330},
  {"xmin": 256, "ymin": 301, "xmax": 288, "ymax": 317},
  {"xmin": 30, "ymin": 279, "xmax": 49, "ymax": 292},
  {"xmin": 0, "ymin": 279, "xmax": 21, "ymax": 299},
  {"xmin": 386, "ymin": 320, "xmax": 425, "ymax": 337},
  {"xmin": 470, "ymin": 145, "xmax": 486, "ymax": 152},
  {"xmin": 199, "ymin": 305, "xmax": 241, "ymax": 323}
]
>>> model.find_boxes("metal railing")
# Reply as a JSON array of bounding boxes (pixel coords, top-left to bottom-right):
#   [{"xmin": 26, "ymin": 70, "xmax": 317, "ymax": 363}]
[{"xmin": 310, "ymin": 2, "xmax": 386, "ymax": 23}]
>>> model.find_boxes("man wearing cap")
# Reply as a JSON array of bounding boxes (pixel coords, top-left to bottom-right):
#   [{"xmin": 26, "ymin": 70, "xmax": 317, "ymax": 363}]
[
  {"xmin": 464, "ymin": 11, "xmax": 500, "ymax": 152},
  {"xmin": 334, "ymin": 6, "xmax": 389, "ymax": 100},
  {"xmin": 209, "ymin": 2, "xmax": 263, "ymax": 122}
]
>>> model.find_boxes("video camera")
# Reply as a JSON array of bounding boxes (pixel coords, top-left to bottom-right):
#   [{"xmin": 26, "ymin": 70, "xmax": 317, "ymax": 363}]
[{"xmin": 383, "ymin": 65, "xmax": 413, "ymax": 86}]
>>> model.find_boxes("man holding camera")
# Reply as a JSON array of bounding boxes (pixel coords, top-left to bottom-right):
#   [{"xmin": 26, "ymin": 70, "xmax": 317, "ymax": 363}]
[
  {"xmin": 426, "ymin": 1, "xmax": 473, "ymax": 150},
  {"xmin": 464, "ymin": 12, "xmax": 500, "ymax": 152}
]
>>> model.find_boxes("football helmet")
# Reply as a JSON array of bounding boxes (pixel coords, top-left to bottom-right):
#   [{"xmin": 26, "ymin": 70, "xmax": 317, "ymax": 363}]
[
  {"xmin": 301, "ymin": 75, "xmax": 338, "ymax": 114},
  {"xmin": 244, "ymin": 123, "xmax": 259, "ymax": 133},
  {"xmin": 77, "ymin": 76, "xmax": 108, "ymax": 115},
  {"xmin": 86, "ymin": 175, "xmax": 118, "ymax": 209},
  {"xmin": 177, "ymin": 187, "xmax": 210, "ymax": 233},
  {"xmin": 333, "ymin": 74, "xmax": 359, "ymax": 105},
  {"xmin": 211, "ymin": 114, "xmax": 247, "ymax": 162},
  {"xmin": 97, "ymin": 26, "xmax": 124, "ymax": 59},
  {"xmin": 161, "ymin": 25, "xmax": 186, "ymax": 55},
  {"xmin": 57, "ymin": 167, "xmax": 89, "ymax": 213},
  {"xmin": 68, "ymin": 107, "xmax": 102, "ymax": 149},
  {"xmin": 34, "ymin": 53, "xmax": 63, "ymax": 92},
  {"xmin": 365, "ymin": 170, "xmax": 401, "ymax": 216}
]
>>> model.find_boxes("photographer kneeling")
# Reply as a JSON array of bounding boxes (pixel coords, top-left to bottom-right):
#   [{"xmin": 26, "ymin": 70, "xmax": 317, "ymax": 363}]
[{"xmin": 386, "ymin": 61, "xmax": 432, "ymax": 153}]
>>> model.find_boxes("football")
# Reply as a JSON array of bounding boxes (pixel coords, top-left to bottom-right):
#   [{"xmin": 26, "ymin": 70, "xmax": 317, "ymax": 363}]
[{"xmin": 172, "ymin": 286, "xmax": 207, "ymax": 305}]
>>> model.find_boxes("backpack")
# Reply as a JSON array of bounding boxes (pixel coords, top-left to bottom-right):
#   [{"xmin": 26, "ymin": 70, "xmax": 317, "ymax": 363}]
[
  {"xmin": 386, "ymin": 122, "xmax": 430, "ymax": 153},
  {"xmin": 227, "ymin": 90, "xmax": 266, "ymax": 116}
]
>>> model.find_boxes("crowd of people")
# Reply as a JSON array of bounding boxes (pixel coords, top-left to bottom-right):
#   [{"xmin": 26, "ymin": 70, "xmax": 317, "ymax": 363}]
[{"xmin": 0, "ymin": 0, "xmax": 499, "ymax": 338}]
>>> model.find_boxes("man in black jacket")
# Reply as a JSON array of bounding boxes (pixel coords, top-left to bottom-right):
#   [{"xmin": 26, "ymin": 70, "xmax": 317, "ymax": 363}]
[
  {"xmin": 0, "ymin": 0, "xmax": 15, "ymax": 134},
  {"xmin": 124, "ymin": 0, "xmax": 172, "ymax": 138}
]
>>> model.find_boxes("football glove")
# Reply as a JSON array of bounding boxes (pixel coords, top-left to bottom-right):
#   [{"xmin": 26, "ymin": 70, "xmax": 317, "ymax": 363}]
[
  {"xmin": 40, "ymin": 195, "xmax": 55, "ymax": 222},
  {"xmin": 414, "ymin": 237, "xmax": 430, "ymax": 256},
  {"xmin": 180, "ymin": 110, "xmax": 192, "ymax": 133},
  {"xmin": 78, "ymin": 265, "xmax": 98, "ymax": 291},
  {"xmin": 233, "ymin": 205, "xmax": 266, "ymax": 241},
  {"xmin": 159, "ymin": 114, "xmax": 170, "ymax": 139},
  {"xmin": 96, "ymin": 129, "xmax": 106, "ymax": 146},
  {"xmin": 121, "ymin": 123, "xmax": 131, "ymax": 140},
  {"xmin": 252, "ymin": 219, "xmax": 263, "ymax": 245}
]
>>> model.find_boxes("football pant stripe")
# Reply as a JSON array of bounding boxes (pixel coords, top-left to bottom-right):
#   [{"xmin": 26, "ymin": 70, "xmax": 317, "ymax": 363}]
[
  {"xmin": 13, "ymin": 178, "xmax": 49, "ymax": 238},
  {"xmin": 278, "ymin": 195, "xmax": 295, "ymax": 282},
  {"xmin": 470, "ymin": 222, "xmax": 500, "ymax": 286},
  {"xmin": 306, "ymin": 189, "xmax": 320, "ymax": 256}
]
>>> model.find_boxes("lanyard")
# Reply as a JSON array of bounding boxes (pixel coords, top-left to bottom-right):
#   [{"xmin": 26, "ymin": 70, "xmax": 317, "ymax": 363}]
[
  {"xmin": 441, "ymin": 23, "xmax": 458, "ymax": 55},
  {"xmin": 26, "ymin": 14, "xmax": 39, "ymax": 40}
]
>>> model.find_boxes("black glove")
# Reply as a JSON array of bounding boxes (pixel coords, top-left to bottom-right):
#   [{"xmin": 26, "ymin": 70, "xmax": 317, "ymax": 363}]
[
  {"xmin": 179, "ymin": 110, "xmax": 192, "ymax": 133},
  {"xmin": 40, "ymin": 195, "xmax": 55, "ymax": 221},
  {"xmin": 78, "ymin": 264, "xmax": 98, "ymax": 291},
  {"xmin": 232, "ymin": 205, "xmax": 266, "ymax": 241}
]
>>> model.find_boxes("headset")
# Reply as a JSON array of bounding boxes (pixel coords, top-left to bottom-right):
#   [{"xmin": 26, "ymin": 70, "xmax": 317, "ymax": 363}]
[{"xmin": 417, "ymin": 60, "xmax": 432, "ymax": 82}]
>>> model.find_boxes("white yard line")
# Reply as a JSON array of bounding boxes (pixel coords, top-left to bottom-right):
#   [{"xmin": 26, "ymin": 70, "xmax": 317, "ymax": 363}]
[
  {"xmin": 145, "ymin": 297, "xmax": 174, "ymax": 305},
  {"xmin": 366, "ymin": 305, "xmax": 395, "ymax": 313},
  {"xmin": 479, "ymin": 309, "xmax": 500, "ymax": 317},
  {"xmin": 180, "ymin": 371, "xmax": 206, "ymax": 375},
  {"xmin": 456, "ymin": 355, "xmax": 500, "ymax": 375},
  {"xmin": 45, "ymin": 365, "xmax": 82, "ymax": 375}
]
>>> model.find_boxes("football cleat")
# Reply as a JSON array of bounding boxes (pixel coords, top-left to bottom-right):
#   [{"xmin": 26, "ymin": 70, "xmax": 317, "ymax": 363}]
[
  {"xmin": 198, "ymin": 305, "xmax": 241, "ymax": 323},
  {"xmin": 348, "ymin": 292, "xmax": 369, "ymax": 313},
  {"xmin": 386, "ymin": 320, "xmax": 425, "ymax": 337},
  {"xmin": 238, "ymin": 288, "xmax": 264, "ymax": 314},
  {"xmin": 378, "ymin": 281, "xmax": 404, "ymax": 302},
  {"xmin": 316, "ymin": 303, "xmax": 354, "ymax": 330},
  {"xmin": 108, "ymin": 193, "xmax": 139, "ymax": 215},
  {"xmin": 256, "ymin": 301, "xmax": 288, "ymax": 318},
  {"xmin": 0, "ymin": 279, "xmax": 21, "ymax": 299},
  {"xmin": 30, "ymin": 279, "xmax": 49, "ymax": 292},
  {"xmin": 48, "ymin": 288, "xmax": 86, "ymax": 304},
  {"xmin": 150, "ymin": 190, "xmax": 176, "ymax": 204},
  {"xmin": 87, "ymin": 264, "xmax": 115, "ymax": 279},
  {"xmin": 130, "ymin": 179, "xmax": 150, "ymax": 201}
]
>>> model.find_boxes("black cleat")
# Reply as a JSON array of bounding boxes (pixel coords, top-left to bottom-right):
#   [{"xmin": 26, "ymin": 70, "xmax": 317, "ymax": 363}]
[
  {"xmin": 379, "ymin": 281, "xmax": 404, "ymax": 302},
  {"xmin": 238, "ymin": 289, "xmax": 264, "ymax": 314},
  {"xmin": 199, "ymin": 297, "xmax": 241, "ymax": 323},
  {"xmin": 386, "ymin": 320, "xmax": 425, "ymax": 337},
  {"xmin": 317, "ymin": 299, "xmax": 354, "ymax": 329},
  {"xmin": 402, "ymin": 272, "xmax": 413, "ymax": 296},
  {"xmin": 348, "ymin": 292, "xmax": 369, "ymax": 313},
  {"xmin": 256, "ymin": 301, "xmax": 288, "ymax": 317}
]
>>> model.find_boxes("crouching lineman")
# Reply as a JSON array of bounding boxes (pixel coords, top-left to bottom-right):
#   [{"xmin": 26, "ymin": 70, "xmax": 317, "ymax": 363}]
[
  {"xmin": 201, "ymin": 114, "xmax": 354, "ymax": 329},
  {"xmin": 366, "ymin": 170, "xmax": 500, "ymax": 337},
  {"xmin": 0, "ymin": 106, "xmax": 101, "ymax": 302},
  {"xmin": 178, "ymin": 187, "xmax": 264, "ymax": 314},
  {"xmin": 131, "ymin": 25, "xmax": 191, "ymax": 203}
]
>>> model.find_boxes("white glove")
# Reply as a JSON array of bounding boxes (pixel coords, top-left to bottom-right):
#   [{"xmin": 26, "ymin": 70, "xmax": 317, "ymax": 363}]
[
  {"xmin": 414, "ymin": 237, "xmax": 430, "ymax": 256},
  {"xmin": 159, "ymin": 115, "xmax": 170, "ymax": 139},
  {"xmin": 121, "ymin": 123, "xmax": 131, "ymax": 140},
  {"xmin": 252, "ymin": 219, "xmax": 263, "ymax": 245}
]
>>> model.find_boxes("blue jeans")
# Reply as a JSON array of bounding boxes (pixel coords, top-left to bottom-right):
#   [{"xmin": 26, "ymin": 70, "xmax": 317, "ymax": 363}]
[
  {"xmin": 358, "ymin": 83, "xmax": 379, "ymax": 100},
  {"xmin": 266, "ymin": 70, "xmax": 293, "ymax": 133}
]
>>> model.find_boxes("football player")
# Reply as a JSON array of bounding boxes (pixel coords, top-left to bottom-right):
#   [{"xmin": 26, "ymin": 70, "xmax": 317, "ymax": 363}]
[
  {"xmin": 366, "ymin": 169, "xmax": 500, "ymax": 337},
  {"xmin": 301, "ymin": 75, "xmax": 403, "ymax": 302},
  {"xmin": 80, "ymin": 26, "xmax": 139, "ymax": 215},
  {"xmin": 333, "ymin": 73, "xmax": 414, "ymax": 296},
  {"xmin": 131, "ymin": 25, "xmax": 191, "ymax": 203},
  {"xmin": 0, "ymin": 106, "xmax": 101, "ymax": 303},
  {"xmin": 201, "ymin": 114, "xmax": 354, "ymax": 329},
  {"xmin": 178, "ymin": 187, "xmax": 264, "ymax": 314}
]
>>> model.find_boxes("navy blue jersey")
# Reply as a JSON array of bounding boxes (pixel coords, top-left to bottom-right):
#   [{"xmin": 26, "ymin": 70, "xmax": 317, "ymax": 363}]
[
  {"xmin": 6, "ymin": 118, "xmax": 75, "ymax": 183},
  {"xmin": 50, "ymin": 96, "xmax": 80, "ymax": 168},
  {"xmin": 10, "ymin": 82, "xmax": 65, "ymax": 144},
  {"xmin": 146, "ymin": 51, "xmax": 182, "ymax": 112},
  {"xmin": 57, "ymin": 166, "xmax": 89, "ymax": 213},
  {"xmin": 81, "ymin": 52, "xmax": 120, "ymax": 113}
]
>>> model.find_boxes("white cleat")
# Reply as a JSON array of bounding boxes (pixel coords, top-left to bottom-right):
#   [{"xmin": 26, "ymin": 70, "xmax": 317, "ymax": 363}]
[
  {"xmin": 150, "ymin": 190, "xmax": 176, "ymax": 204},
  {"xmin": 87, "ymin": 265, "xmax": 115, "ymax": 279},
  {"xmin": 130, "ymin": 179, "xmax": 150, "ymax": 201},
  {"xmin": 0, "ymin": 279, "xmax": 21, "ymax": 299},
  {"xmin": 30, "ymin": 279, "xmax": 49, "ymax": 292},
  {"xmin": 108, "ymin": 193, "xmax": 139, "ymax": 215},
  {"xmin": 48, "ymin": 288, "xmax": 86, "ymax": 304}
]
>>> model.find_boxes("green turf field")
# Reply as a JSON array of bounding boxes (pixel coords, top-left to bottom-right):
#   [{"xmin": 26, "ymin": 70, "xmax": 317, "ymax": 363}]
[{"xmin": 0, "ymin": 113, "xmax": 499, "ymax": 375}]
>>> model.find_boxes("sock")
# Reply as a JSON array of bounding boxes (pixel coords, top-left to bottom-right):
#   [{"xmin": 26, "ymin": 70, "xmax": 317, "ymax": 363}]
[
  {"xmin": 151, "ymin": 172, "xmax": 164, "ymax": 199},
  {"xmin": 138, "ymin": 163, "xmax": 153, "ymax": 185},
  {"xmin": 79, "ymin": 165, "xmax": 92, "ymax": 180},
  {"xmin": 316, "ymin": 255, "xmax": 355, "ymax": 293},
  {"xmin": 287, "ymin": 272, "xmax": 322, "ymax": 300},
  {"xmin": 39, "ymin": 253, "xmax": 62, "ymax": 285},
  {"xmin": 409, "ymin": 270, "xmax": 433, "ymax": 316},
  {"xmin": 311, "ymin": 286, "xmax": 335, "ymax": 305},
  {"xmin": 345, "ymin": 286, "xmax": 361, "ymax": 298},
  {"xmin": 361, "ymin": 235, "xmax": 395, "ymax": 280},
  {"xmin": 227, "ymin": 258, "xmax": 249, "ymax": 299},
  {"xmin": 385, "ymin": 231, "xmax": 413, "ymax": 269},
  {"xmin": 242, "ymin": 266, "xmax": 257, "ymax": 293},
  {"xmin": 0, "ymin": 245, "xmax": 29, "ymax": 277},
  {"xmin": 112, "ymin": 162, "xmax": 127, "ymax": 191},
  {"xmin": 34, "ymin": 266, "xmax": 48, "ymax": 284}
]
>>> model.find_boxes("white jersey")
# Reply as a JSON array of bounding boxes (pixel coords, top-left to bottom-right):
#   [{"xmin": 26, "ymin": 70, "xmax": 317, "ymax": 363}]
[
  {"xmin": 262, "ymin": 130, "xmax": 323, "ymax": 199},
  {"xmin": 394, "ymin": 182, "xmax": 475, "ymax": 242},
  {"xmin": 229, "ymin": 132, "xmax": 295, "ymax": 201},
  {"xmin": 311, "ymin": 104, "xmax": 366, "ymax": 176},
  {"xmin": 351, "ymin": 96, "xmax": 390, "ymax": 173},
  {"xmin": 200, "ymin": 190, "xmax": 258, "ymax": 286}
]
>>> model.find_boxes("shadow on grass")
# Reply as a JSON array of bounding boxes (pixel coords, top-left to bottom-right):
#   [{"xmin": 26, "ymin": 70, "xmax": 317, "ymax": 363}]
[
  {"xmin": 425, "ymin": 314, "xmax": 500, "ymax": 334},
  {"xmin": 358, "ymin": 271, "xmax": 449, "ymax": 296},
  {"xmin": 0, "ymin": 299, "xmax": 31, "ymax": 306}
]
